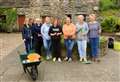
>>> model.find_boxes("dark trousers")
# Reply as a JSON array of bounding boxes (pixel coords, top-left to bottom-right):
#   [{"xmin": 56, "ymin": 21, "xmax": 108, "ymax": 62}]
[
  {"xmin": 34, "ymin": 37, "xmax": 43, "ymax": 55},
  {"xmin": 25, "ymin": 39, "xmax": 32, "ymax": 53},
  {"xmin": 52, "ymin": 39, "xmax": 61, "ymax": 59}
]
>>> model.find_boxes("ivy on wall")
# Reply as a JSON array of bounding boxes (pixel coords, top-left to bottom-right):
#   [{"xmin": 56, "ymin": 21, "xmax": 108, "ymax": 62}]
[{"xmin": 0, "ymin": 8, "xmax": 17, "ymax": 32}]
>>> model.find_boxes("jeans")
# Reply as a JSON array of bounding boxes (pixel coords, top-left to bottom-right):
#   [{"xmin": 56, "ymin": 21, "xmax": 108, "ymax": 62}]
[
  {"xmin": 77, "ymin": 40, "xmax": 87, "ymax": 58},
  {"xmin": 43, "ymin": 39, "xmax": 51, "ymax": 56},
  {"xmin": 89, "ymin": 37, "xmax": 99, "ymax": 58},
  {"xmin": 24, "ymin": 39, "xmax": 32, "ymax": 53},
  {"xmin": 64, "ymin": 39, "xmax": 74, "ymax": 58}
]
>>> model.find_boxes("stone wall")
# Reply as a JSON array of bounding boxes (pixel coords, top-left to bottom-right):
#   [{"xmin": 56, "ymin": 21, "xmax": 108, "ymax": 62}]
[{"xmin": 0, "ymin": 0, "xmax": 100, "ymax": 22}]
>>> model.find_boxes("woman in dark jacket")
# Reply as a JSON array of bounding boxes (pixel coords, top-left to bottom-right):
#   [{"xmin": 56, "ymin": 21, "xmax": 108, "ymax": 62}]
[
  {"xmin": 49, "ymin": 18, "xmax": 62, "ymax": 62},
  {"xmin": 32, "ymin": 18, "xmax": 43, "ymax": 55},
  {"xmin": 22, "ymin": 18, "xmax": 33, "ymax": 53}
]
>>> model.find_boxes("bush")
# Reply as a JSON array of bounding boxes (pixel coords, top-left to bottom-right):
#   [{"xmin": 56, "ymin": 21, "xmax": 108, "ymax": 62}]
[
  {"xmin": 0, "ymin": 8, "xmax": 17, "ymax": 32},
  {"xmin": 100, "ymin": 0, "xmax": 114, "ymax": 11},
  {"xmin": 99, "ymin": 0, "xmax": 120, "ymax": 11},
  {"xmin": 101, "ymin": 16, "xmax": 119, "ymax": 32}
]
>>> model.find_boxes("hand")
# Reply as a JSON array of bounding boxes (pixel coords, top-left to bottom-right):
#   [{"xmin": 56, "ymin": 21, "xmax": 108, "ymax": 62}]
[
  {"xmin": 38, "ymin": 34, "xmax": 41, "ymax": 37},
  {"xmin": 68, "ymin": 35, "xmax": 72, "ymax": 38},
  {"xmin": 51, "ymin": 33, "xmax": 56, "ymax": 36},
  {"xmin": 23, "ymin": 39, "xmax": 26, "ymax": 42},
  {"xmin": 98, "ymin": 30, "xmax": 101, "ymax": 34},
  {"xmin": 81, "ymin": 33, "xmax": 85, "ymax": 35},
  {"xmin": 57, "ymin": 33, "xmax": 62, "ymax": 36},
  {"xmin": 31, "ymin": 36, "xmax": 33, "ymax": 39}
]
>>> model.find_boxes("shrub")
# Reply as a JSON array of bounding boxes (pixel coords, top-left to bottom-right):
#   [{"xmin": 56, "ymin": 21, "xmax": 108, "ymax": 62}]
[
  {"xmin": 0, "ymin": 8, "xmax": 17, "ymax": 32},
  {"xmin": 99, "ymin": 0, "xmax": 120, "ymax": 11},
  {"xmin": 101, "ymin": 16, "xmax": 118, "ymax": 32}
]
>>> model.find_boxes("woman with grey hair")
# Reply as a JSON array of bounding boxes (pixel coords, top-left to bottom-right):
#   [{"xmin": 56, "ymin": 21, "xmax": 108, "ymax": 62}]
[{"xmin": 76, "ymin": 15, "xmax": 89, "ymax": 63}]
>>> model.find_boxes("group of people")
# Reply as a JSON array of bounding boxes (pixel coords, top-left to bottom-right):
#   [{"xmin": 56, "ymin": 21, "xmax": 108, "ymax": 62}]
[{"xmin": 22, "ymin": 14, "xmax": 101, "ymax": 63}]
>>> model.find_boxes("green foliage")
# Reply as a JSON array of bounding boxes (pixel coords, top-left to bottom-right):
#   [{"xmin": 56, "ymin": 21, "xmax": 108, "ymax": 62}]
[
  {"xmin": 99, "ymin": 0, "xmax": 120, "ymax": 11},
  {"xmin": 101, "ymin": 16, "xmax": 120, "ymax": 32},
  {"xmin": 0, "ymin": 8, "xmax": 17, "ymax": 32}
]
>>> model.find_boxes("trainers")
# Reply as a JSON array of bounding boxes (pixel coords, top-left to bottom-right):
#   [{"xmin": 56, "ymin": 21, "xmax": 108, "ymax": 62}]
[
  {"xmin": 58, "ymin": 58, "xmax": 62, "ymax": 62},
  {"xmin": 80, "ymin": 58, "xmax": 83, "ymax": 62},
  {"xmin": 83, "ymin": 57, "xmax": 87, "ymax": 62},
  {"xmin": 53, "ymin": 57, "xmax": 56, "ymax": 62},
  {"xmin": 64, "ymin": 57, "xmax": 68, "ymax": 61},
  {"xmin": 49, "ymin": 55, "xmax": 52, "ymax": 59},
  {"xmin": 68, "ymin": 58, "xmax": 72, "ymax": 62},
  {"xmin": 46, "ymin": 56, "xmax": 50, "ymax": 60}
]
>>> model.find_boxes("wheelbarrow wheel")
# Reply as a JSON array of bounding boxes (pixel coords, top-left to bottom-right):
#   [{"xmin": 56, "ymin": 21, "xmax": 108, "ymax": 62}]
[
  {"xmin": 31, "ymin": 66, "xmax": 38, "ymax": 81},
  {"xmin": 23, "ymin": 66, "xmax": 26, "ymax": 73}
]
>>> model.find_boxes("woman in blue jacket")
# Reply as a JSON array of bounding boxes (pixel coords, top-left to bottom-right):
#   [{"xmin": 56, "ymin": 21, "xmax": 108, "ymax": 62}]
[
  {"xmin": 41, "ymin": 17, "xmax": 52, "ymax": 60},
  {"xmin": 22, "ymin": 18, "xmax": 33, "ymax": 53}
]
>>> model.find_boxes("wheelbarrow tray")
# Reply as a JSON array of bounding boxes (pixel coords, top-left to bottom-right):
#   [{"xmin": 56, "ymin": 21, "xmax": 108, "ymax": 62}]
[{"xmin": 19, "ymin": 52, "xmax": 41, "ymax": 65}]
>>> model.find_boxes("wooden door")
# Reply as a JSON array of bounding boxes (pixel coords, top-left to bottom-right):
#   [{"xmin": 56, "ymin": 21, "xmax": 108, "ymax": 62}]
[{"xmin": 18, "ymin": 15, "xmax": 25, "ymax": 31}]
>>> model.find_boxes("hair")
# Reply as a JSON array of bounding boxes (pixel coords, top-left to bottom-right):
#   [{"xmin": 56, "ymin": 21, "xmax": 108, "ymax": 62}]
[
  {"xmin": 52, "ymin": 18, "xmax": 61, "ymax": 26},
  {"xmin": 24, "ymin": 18, "xmax": 29, "ymax": 24},
  {"xmin": 29, "ymin": 18, "xmax": 34, "ymax": 25},
  {"xmin": 89, "ymin": 14, "xmax": 96, "ymax": 18},
  {"xmin": 64, "ymin": 16, "xmax": 72, "ymax": 24},
  {"xmin": 77, "ymin": 15, "xmax": 84, "ymax": 20}
]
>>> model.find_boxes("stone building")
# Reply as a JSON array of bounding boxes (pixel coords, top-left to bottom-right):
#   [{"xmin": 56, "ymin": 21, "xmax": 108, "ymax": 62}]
[
  {"xmin": 17, "ymin": 0, "xmax": 99, "ymax": 20},
  {"xmin": 0, "ymin": 0, "xmax": 99, "ymax": 29}
]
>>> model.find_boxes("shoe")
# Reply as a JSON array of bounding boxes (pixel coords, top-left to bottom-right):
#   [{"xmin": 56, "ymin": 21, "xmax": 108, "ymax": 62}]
[
  {"xmin": 82, "ymin": 61, "xmax": 92, "ymax": 64},
  {"xmin": 53, "ymin": 57, "xmax": 56, "ymax": 62},
  {"xmin": 64, "ymin": 57, "xmax": 68, "ymax": 61},
  {"xmin": 92, "ymin": 58, "xmax": 95, "ymax": 62},
  {"xmin": 83, "ymin": 57, "xmax": 87, "ymax": 62},
  {"xmin": 46, "ymin": 56, "xmax": 50, "ymax": 60},
  {"xmin": 96, "ymin": 59, "xmax": 101, "ymax": 63},
  {"xmin": 80, "ymin": 58, "xmax": 83, "ymax": 62},
  {"xmin": 68, "ymin": 58, "xmax": 72, "ymax": 62},
  {"xmin": 49, "ymin": 55, "xmax": 52, "ymax": 59},
  {"xmin": 58, "ymin": 58, "xmax": 62, "ymax": 62}
]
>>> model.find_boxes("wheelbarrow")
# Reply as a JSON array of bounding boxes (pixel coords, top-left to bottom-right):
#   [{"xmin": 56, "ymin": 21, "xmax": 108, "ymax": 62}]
[{"xmin": 19, "ymin": 51, "xmax": 41, "ymax": 81}]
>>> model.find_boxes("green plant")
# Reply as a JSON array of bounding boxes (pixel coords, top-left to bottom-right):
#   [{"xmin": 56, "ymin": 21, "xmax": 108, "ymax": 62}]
[
  {"xmin": 101, "ymin": 16, "xmax": 118, "ymax": 32},
  {"xmin": 100, "ymin": 0, "xmax": 113, "ymax": 11},
  {"xmin": 0, "ymin": 8, "xmax": 17, "ymax": 32},
  {"xmin": 99, "ymin": 0, "xmax": 120, "ymax": 11}
]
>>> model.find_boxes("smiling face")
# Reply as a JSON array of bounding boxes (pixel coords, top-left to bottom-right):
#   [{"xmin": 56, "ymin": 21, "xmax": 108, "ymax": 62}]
[
  {"xmin": 35, "ymin": 18, "xmax": 42, "ymax": 24},
  {"xmin": 45, "ymin": 17, "xmax": 51, "ymax": 24},
  {"xmin": 29, "ymin": 18, "xmax": 34, "ymax": 25},
  {"xmin": 24, "ymin": 18, "xmax": 29, "ymax": 25},
  {"xmin": 65, "ymin": 17, "xmax": 71, "ymax": 25},
  {"xmin": 89, "ymin": 14, "xmax": 96, "ymax": 22},
  {"xmin": 77, "ymin": 15, "xmax": 84, "ymax": 23},
  {"xmin": 53, "ymin": 19, "xmax": 58, "ymax": 27}
]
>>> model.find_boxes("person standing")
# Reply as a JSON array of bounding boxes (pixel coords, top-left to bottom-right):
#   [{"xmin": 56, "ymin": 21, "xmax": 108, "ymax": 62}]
[
  {"xmin": 62, "ymin": 17, "xmax": 76, "ymax": 62},
  {"xmin": 76, "ymin": 15, "xmax": 89, "ymax": 63},
  {"xmin": 41, "ymin": 17, "xmax": 52, "ymax": 60},
  {"xmin": 22, "ymin": 18, "xmax": 33, "ymax": 53},
  {"xmin": 32, "ymin": 18, "xmax": 43, "ymax": 55},
  {"xmin": 88, "ymin": 14, "xmax": 101, "ymax": 62},
  {"xmin": 49, "ymin": 18, "xmax": 62, "ymax": 62},
  {"xmin": 29, "ymin": 18, "xmax": 35, "ymax": 50}
]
